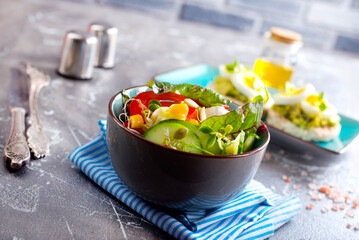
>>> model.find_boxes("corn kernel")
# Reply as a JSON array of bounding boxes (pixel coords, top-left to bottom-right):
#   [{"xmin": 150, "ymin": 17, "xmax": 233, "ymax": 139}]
[
  {"xmin": 129, "ymin": 114, "xmax": 144, "ymax": 129},
  {"xmin": 167, "ymin": 103, "xmax": 189, "ymax": 120},
  {"xmin": 169, "ymin": 103, "xmax": 189, "ymax": 115}
]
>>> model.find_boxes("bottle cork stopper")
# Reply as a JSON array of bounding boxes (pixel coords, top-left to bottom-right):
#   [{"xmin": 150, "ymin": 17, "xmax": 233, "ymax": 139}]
[{"xmin": 270, "ymin": 27, "xmax": 302, "ymax": 44}]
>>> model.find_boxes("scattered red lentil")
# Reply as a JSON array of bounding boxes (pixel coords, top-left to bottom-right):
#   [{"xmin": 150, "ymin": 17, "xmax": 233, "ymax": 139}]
[
  {"xmin": 345, "ymin": 209, "xmax": 355, "ymax": 218},
  {"xmin": 319, "ymin": 186, "xmax": 331, "ymax": 195},
  {"xmin": 311, "ymin": 195, "xmax": 321, "ymax": 201},
  {"xmin": 334, "ymin": 197, "xmax": 345, "ymax": 204},
  {"xmin": 282, "ymin": 175, "xmax": 291, "ymax": 183},
  {"xmin": 321, "ymin": 207, "xmax": 329, "ymax": 213},
  {"xmin": 293, "ymin": 184, "xmax": 300, "ymax": 190},
  {"xmin": 306, "ymin": 204, "xmax": 314, "ymax": 210},
  {"xmin": 326, "ymin": 190, "xmax": 344, "ymax": 204},
  {"xmin": 305, "ymin": 182, "xmax": 359, "ymax": 231}
]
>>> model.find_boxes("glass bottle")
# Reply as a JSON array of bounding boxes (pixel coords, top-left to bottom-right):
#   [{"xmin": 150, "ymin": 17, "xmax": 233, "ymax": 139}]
[{"xmin": 253, "ymin": 27, "xmax": 302, "ymax": 90}]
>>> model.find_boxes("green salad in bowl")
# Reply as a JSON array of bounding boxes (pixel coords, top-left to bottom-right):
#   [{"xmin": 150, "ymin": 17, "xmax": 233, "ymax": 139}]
[{"xmin": 120, "ymin": 81, "xmax": 265, "ymax": 155}]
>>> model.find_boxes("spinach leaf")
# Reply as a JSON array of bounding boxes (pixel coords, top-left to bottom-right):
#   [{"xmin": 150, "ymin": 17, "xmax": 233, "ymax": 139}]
[
  {"xmin": 199, "ymin": 100, "xmax": 264, "ymax": 137},
  {"xmin": 148, "ymin": 81, "xmax": 230, "ymax": 107}
]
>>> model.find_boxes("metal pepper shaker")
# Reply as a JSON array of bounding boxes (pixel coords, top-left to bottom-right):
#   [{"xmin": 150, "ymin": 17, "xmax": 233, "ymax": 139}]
[
  {"xmin": 57, "ymin": 30, "xmax": 98, "ymax": 79},
  {"xmin": 88, "ymin": 22, "xmax": 118, "ymax": 69}
]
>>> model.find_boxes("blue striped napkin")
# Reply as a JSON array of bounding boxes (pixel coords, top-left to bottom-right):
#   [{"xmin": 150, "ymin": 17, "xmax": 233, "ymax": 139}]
[{"xmin": 69, "ymin": 120, "xmax": 301, "ymax": 240}]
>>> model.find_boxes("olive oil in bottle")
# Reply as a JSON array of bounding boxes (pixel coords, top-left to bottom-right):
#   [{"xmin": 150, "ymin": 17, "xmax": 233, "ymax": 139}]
[{"xmin": 253, "ymin": 27, "xmax": 302, "ymax": 90}]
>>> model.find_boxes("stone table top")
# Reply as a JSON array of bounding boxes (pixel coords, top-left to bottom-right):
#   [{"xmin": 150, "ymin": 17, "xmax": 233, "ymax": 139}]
[{"xmin": 1, "ymin": 0, "xmax": 359, "ymax": 239}]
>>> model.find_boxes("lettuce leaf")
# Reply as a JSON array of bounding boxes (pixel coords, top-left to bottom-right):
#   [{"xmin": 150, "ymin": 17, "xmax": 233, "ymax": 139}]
[
  {"xmin": 148, "ymin": 81, "xmax": 230, "ymax": 107},
  {"xmin": 199, "ymin": 100, "xmax": 264, "ymax": 137}
]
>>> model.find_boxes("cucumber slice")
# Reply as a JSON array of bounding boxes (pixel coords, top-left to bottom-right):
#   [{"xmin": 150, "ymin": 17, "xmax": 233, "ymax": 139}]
[
  {"xmin": 163, "ymin": 119, "xmax": 222, "ymax": 155},
  {"xmin": 243, "ymin": 135, "xmax": 257, "ymax": 153},
  {"xmin": 225, "ymin": 130, "xmax": 247, "ymax": 155},
  {"xmin": 144, "ymin": 121, "xmax": 202, "ymax": 154}
]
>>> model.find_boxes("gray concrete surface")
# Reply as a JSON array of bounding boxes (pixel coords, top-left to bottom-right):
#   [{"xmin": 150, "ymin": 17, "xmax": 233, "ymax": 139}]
[{"xmin": 1, "ymin": 0, "xmax": 359, "ymax": 239}]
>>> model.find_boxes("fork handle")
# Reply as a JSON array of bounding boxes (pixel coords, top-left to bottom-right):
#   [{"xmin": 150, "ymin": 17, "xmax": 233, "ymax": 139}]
[{"xmin": 3, "ymin": 107, "xmax": 31, "ymax": 170}]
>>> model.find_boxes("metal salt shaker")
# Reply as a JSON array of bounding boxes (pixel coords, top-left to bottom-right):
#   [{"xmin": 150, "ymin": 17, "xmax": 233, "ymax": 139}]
[
  {"xmin": 57, "ymin": 30, "xmax": 98, "ymax": 79},
  {"xmin": 88, "ymin": 22, "xmax": 118, "ymax": 69}
]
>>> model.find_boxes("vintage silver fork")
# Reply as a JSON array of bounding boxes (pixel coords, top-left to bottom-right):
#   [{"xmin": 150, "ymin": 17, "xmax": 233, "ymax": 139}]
[{"xmin": 25, "ymin": 63, "xmax": 50, "ymax": 159}]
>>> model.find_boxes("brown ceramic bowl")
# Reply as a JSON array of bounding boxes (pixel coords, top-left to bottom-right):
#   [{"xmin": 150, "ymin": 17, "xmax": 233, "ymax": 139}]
[{"xmin": 107, "ymin": 86, "xmax": 270, "ymax": 211}]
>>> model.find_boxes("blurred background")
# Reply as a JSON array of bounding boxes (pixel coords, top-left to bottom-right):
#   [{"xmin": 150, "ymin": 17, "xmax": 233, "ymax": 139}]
[
  {"xmin": 78, "ymin": 0, "xmax": 359, "ymax": 54},
  {"xmin": 1, "ymin": 0, "xmax": 358, "ymax": 117}
]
